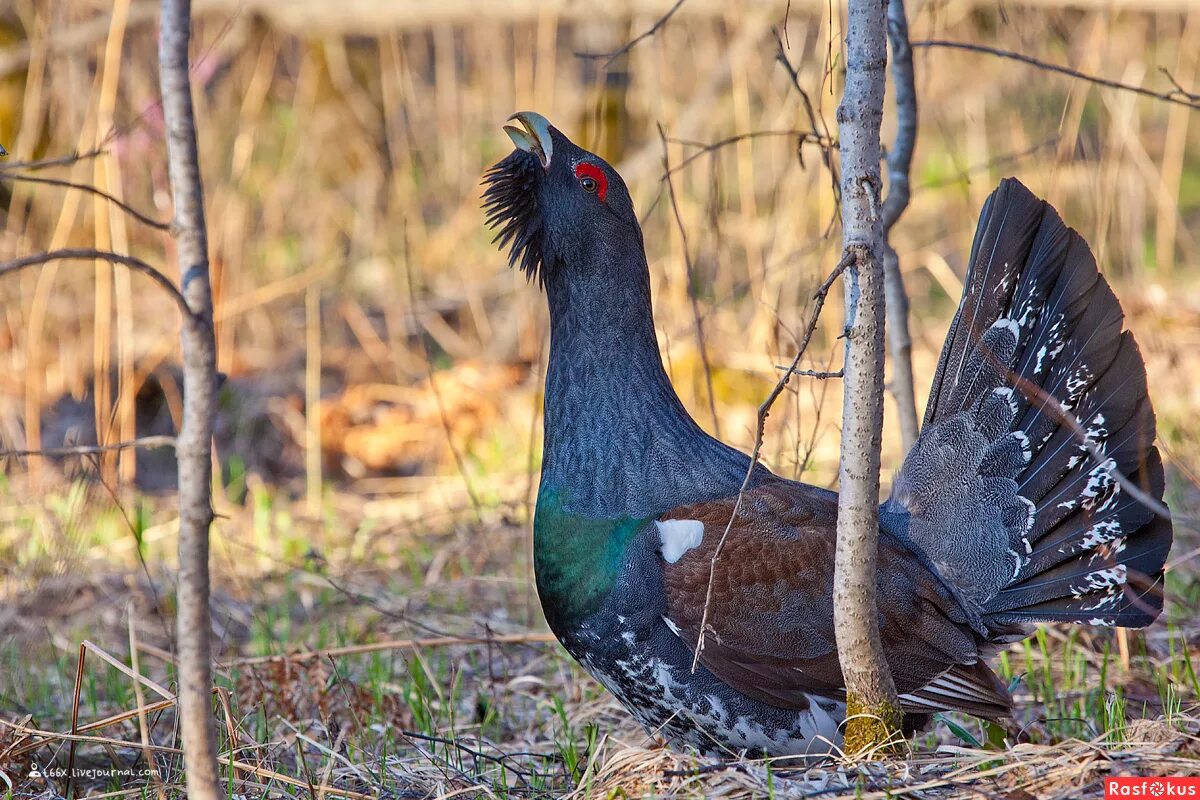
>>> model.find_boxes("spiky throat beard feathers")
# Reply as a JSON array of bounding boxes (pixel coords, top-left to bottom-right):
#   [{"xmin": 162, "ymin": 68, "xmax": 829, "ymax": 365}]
[{"xmin": 482, "ymin": 151, "xmax": 550, "ymax": 287}]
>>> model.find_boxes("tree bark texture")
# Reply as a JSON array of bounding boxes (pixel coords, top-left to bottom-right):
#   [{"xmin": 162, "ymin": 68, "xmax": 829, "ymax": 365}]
[
  {"xmin": 159, "ymin": 0, "xmax": 222, "ymax": 796},
  {"xmin": 833, "ymin": 0, "xmax": 904, "ymax": 755}
]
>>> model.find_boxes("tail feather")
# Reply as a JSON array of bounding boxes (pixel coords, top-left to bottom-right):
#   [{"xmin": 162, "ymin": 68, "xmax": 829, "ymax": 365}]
[
  {"xmin": 1017, "ymin": 335, "xmax": 1147, "ymax": 508},
  {"xmin": 1022, "ymin": 449, "xmax": 1163, "ymax": 576},
  {"xmin": 886, "ymin": 178, "xmax": 1171, "ymax": 635}
]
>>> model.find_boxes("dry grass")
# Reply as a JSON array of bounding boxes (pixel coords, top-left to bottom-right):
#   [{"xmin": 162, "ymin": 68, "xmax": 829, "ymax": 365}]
[{"xmin": 0, "ymin": 0, "xmax": 1199, "ymax": 796}]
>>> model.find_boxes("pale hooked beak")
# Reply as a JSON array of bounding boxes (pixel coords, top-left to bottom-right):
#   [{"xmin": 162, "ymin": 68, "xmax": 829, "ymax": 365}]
[{"xmin": 503, "ymin": 111, "xmax": 553, "ymax": 170}]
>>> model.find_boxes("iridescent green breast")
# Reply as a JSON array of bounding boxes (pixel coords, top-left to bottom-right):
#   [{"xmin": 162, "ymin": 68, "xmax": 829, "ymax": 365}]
[{"xmin": 533, "ymin": 487, "xmax": 651, "ymax": 637}]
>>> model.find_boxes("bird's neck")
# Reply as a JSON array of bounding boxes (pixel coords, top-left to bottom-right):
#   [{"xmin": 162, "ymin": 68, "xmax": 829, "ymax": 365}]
[{"xmin": 538, "ymin": 255, "xmax": 749, "ymax": 521}]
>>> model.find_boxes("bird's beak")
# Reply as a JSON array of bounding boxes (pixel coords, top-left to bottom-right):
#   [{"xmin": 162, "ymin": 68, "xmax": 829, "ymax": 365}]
[{"xmin": 503, "ymin": 111, "xmax": 553, "ymax": 171}]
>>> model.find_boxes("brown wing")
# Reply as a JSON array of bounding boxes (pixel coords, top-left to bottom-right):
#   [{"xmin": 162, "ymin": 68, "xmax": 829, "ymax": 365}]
[{"xmin": 659, "ymin": 480, "xmax": 1011, "ymax": 719}]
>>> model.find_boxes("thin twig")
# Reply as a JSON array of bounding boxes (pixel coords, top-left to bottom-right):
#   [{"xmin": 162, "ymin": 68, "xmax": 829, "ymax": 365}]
[
  {"xmin": 0, "ymin": 249, "xmax": 193, "ymax": 321},
  {"xmin": 0, "ymin": 173, "xmax": 170, "ymax": 230},
  {"xmin": 775, "ymin": 29, "xmax": 840, "ymax": 203},
  {"xmin": 226, "ymin": 632, "xmax": 557, "ymax": 668},
  {"xmin": 914, "ymin": 40, "xmax": 1200, "ymax": 111},
  {"xmin": 0, "ymin": 435, "xmax": 176, "ymax": 459},
  {"xmin": 67, "ymin": 644, "xmax": 86, "ymax": 797},
  {"xmin": 918, "ymin": 139, "xmax": 1058, "ymax": 189},
  {"xmin": 575, "ymin": 0, "xmax": 688, "ymax": 67},
  {"xmin": 402, "ymin": 224, "xmax": 484, "ymax": 519},
  {"xmin": 1159, "ymin": 66, "xmax": 1200, "ymax": 102},
  {"xmin": 773, "ymin": 366, "xmax": 844, "ymax": 379},
  {"xmin": 662, "ymin": 130, "xmax": 834, "ymax": 180},
  {"xmin": 691, "ymin": 253, "xmax": 851, "ymax": 670},
  {"xmin": 0, "ymin": 148, "xmax": 105, "ymax": 171},
  {"xmin": 659, "ymin": 124, "xmax": 720, "ymax": 437}
]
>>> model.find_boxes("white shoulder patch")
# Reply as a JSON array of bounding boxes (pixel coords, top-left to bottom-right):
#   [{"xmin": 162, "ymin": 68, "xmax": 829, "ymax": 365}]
[{"xmin": 655, "ymin": 519, "xmax": 705, "ymax": 564}]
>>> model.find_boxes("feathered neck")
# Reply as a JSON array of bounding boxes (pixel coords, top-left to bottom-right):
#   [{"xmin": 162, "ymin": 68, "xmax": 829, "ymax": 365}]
[{"xmin": 539, "ymin": 246, "xmax": 751, "ymax": 520}]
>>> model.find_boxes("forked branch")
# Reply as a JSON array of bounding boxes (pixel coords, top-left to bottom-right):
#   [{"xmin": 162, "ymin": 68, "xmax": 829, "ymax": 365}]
[
  {"xmin": 575, "ymin": 0, "xmax": 689, "ymax": 67},
  {"xmin": 915, "ymin": 40, "xmax": 1200, "ymax": 112},
  {"xmin": 0, "ymin": 249, "xmax": 194, "ymax": 321}
]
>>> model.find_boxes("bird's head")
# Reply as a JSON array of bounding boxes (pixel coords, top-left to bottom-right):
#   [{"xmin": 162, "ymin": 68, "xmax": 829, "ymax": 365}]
[{"xmin": 483, "ymin": 111, "xmax": 640, "ymax": 288}]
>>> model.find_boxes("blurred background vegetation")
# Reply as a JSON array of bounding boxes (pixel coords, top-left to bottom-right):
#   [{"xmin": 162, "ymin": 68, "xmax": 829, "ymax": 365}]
[{"xmin": 0, "ymin": 0, "xmax": 1198, "ymax": 796}]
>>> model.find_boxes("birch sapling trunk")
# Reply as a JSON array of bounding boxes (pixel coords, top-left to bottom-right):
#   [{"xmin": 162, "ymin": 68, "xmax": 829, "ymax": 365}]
[
  {"xmin": 833, "ymin": 0, "xmax": 904, "ymax": 754},
  {"xmin": 159, "ymin": 0, "xmax": 222, "ymax": 795},
  {"xmin": 881, "ymin": 0, "xmax": 919, "ymax": 451}
]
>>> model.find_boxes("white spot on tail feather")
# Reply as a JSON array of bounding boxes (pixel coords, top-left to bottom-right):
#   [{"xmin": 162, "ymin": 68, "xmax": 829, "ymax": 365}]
[
  {"xmin": 1071, "ymin": 564, "xmax": 1127, "ymax": 601},
  {"xmin": 656, "ymin": 519, "xmax": 705, "ymax": 564},
  {"xmin": 1007, "ymin": 547, "xmax": 1024, "ymax": 579},
  {"xmin": 1065, "ymin": 364, "xmax": 1093, "ymax": 400},
  {"xmin": 1032, "ymin": 315, "xmax": 1066, "ymax": 375},
  {"xmin": 1083, "ymin": 412, "xmax": 1108, "ymax": 448},
  {"xmin": 1069, "ymin": 518, "xmax": 1123, "ymax": 553},
  {"xmin": 994, "ymin": 387, "xmax": 1019, "ymax": 418},
  {"xmin": 1058, "ymin": 457, "xmax": 1119, "ymax": 513},
  {"xmin": 1019, "ymin": 495, "xmax": 1036, "ymax": 541},
  {"xmin": 1016, "ymin": 295, "xmax": 1039, "ymax": 328},
  {"xmin": 991, "ymin": 317, "xmax": 1020, "ymax": 342},
  {"xmin": 1013, "ymin": 431, "xmax": 1032, "ymax": 464}
]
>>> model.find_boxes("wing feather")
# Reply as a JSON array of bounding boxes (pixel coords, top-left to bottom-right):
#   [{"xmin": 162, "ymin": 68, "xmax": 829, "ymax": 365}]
[{"xmin": 658, "ymin": 480, "xmax": 1012, "ymax": 719}]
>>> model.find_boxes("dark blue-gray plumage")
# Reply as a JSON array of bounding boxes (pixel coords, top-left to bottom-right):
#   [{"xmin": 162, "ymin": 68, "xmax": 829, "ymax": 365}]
[{"xmin": 483, "ymin": 113, "xmax": 1172, "ymax": 756}]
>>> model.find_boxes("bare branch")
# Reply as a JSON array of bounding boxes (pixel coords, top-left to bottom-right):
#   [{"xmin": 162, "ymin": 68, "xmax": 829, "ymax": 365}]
[
  {"xmin": 227, "ymin": 632, "xmax": 557, "ymax": 668},
  {"xmin": 692, "ymin": 253, "xmax": 851, "ymax": 671},
  {"xmin": 402, "ymin": 226, "xmax": 484, "ymax": 519},
  {"xmin": 0, "ymin": 436, "xmax": 176, "ymax": 459},
  {"xmin": 775, "ymin": 30, "xmax": 840, "ymax": 203},
  {"xmin": 0, "ymin": 248, "xmax": 193, "ymax": 321},
  {"xmin": 773, "ymin": 365, "xmax": 844, "ymax": 379},
  {"xmin": 662, "ymin": 130, "xmax": 835, "ymax": 180},
  {"xmin": 915, "ymin": 40, "xmax": 1200, "ymax": 111},
  {"xmin": 881, "ymin": 0, "xmax": 920, "ymax": 451},
  {"xmin": 159, "ymin": 0, "xmax": 223, "ymax": 796},
  {"xmin": 1159, "ymin": 66, "xmax": 1200, "ymax": 102},
  {"xmin": 919, "ymin": 139, "xmax": 1058, "ymax": 189},
  {"xmin": 575, "ymin": 0, "xmax": 688, "ymax": 67},
  {"xmin": 0, "ymin": 173, "xmax": 171, "ymax": 231},
  {"xmin": 881, "ymin": 0, "xmax": 916, "ymax": 235},
  {"xmin": 659, "ymin": 124, "xmax": 720, "ymax": 438},
  {"xmin": 0, "ymin": 148, "xmax": 106, "ymax": 172}
]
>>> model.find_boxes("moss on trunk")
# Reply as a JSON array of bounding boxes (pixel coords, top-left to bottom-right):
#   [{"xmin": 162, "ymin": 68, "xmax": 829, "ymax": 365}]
[{"xmin": 842, "ymin": 694, "xmax": 904, "ymax": 756}]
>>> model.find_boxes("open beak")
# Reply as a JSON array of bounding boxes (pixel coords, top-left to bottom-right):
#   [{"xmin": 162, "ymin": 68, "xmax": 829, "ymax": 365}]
[{"xmin": 503, "ymin": 111, "xmax": 553, "ymax": 171}]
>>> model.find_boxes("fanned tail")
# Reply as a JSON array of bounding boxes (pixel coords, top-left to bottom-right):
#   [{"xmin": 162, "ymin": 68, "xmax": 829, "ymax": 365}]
[{"xmin": 887, "ymin": 178, "xmax": 1171, "ymax": 633}]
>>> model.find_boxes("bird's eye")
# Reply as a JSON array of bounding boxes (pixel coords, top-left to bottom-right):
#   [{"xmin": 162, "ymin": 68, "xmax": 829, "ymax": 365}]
[{"xmin": 573, "ymin": 163, "xmax": 608, "ymax": 200}]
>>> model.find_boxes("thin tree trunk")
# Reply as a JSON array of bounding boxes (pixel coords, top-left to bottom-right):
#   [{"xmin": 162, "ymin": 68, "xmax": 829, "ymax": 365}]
[
  {"xmin": 882, "ymin": 0, "xmax": 919, "ymax": 452},
  {"xmin": 159, "ymin": 1, "xmax": 222, "ymax": 796},
  {"xmin": 833, "ymin": 0, "xmax": 903, "ymax": 755}
]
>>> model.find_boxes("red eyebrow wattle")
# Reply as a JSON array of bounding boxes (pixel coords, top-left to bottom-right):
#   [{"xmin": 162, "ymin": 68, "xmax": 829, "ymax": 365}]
[{"xmin": 574, "ymin": 162, "xmax": 608, "ymax": 202}]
